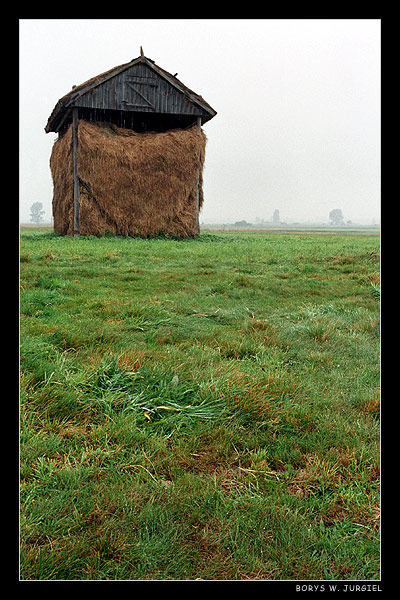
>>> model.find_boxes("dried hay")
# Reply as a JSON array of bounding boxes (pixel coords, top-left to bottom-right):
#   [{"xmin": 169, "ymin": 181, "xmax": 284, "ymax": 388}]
[{"xmin": 50, "ymin": 120, "xmax": 206, "ymax": 237}]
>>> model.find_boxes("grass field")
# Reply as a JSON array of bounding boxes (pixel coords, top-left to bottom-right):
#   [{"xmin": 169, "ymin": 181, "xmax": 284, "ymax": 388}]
[{"xmin": 20, "ymin": 227, "xmax": 380, "ymax": 580}]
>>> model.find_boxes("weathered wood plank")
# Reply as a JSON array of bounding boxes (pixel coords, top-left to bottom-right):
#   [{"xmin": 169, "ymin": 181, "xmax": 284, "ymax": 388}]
[
  {"xmin": 72, "ymin": 107, "xmax": 80, "ymax": 237},
  {"xmin": 195, "ymin": 116, "xmax": 201, "ymax": 236}
]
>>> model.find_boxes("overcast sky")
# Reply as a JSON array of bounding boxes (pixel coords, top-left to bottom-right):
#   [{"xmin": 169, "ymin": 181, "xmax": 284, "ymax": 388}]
[{"xmin": 19, "ymin": 18, "xmax": 381, "ymax": 225}]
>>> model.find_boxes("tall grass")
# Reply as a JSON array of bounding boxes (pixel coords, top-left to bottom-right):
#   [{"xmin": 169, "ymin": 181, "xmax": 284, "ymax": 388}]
[{"xmin": 20, "ymin": 228, "xmax": 380, "ymax": 580}]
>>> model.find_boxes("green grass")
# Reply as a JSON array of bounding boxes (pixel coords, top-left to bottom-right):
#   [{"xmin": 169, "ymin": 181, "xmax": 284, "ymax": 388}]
[{"xmin": 20, "ymin": 227, "xmax": 380, "ymax": 580}]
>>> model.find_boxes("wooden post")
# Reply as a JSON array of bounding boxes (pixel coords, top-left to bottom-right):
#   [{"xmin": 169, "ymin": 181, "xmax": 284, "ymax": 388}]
[
  {"xmin": 195, "ymin": 116, "xmax": 201, "ymax": 236},
  {"xmin": 72, "ymin": 107, "xmax": 80, "ymax": 237}
]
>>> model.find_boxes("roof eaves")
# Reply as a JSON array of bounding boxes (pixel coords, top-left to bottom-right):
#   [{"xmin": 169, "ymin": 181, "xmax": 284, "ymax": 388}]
[
  {"xmin": 45, "ymin": 58, "xmax": 140, "ymax": 132},
  {"xmin": 45, "ymin": 55, "xmax": 216, "ymax": 133}
]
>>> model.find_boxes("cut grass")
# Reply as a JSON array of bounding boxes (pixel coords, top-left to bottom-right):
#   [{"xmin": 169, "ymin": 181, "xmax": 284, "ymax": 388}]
[{"xmin": 20, "ymin": 228, "xmax": 380, "ymax": 580}]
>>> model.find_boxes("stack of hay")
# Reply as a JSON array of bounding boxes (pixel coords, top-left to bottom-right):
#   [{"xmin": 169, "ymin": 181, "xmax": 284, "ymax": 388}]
[{"xmin": 50, "ymin": 120, "xmax": 206, "ymax": 237}]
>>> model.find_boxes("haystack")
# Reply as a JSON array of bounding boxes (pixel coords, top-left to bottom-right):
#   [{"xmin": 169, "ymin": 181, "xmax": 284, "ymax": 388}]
[{"xmin": 50, "ymin": 120, "xmax": 206, "ymax": 237}]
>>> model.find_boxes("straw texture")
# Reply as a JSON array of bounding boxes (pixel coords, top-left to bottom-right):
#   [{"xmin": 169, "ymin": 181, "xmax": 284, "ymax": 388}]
[{"xmin": 50, "ymin": 120, "xmax": 206, "ymax": 237}]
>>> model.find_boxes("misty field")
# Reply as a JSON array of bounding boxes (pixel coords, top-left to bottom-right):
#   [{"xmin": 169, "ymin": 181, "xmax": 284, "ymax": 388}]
[{"xmin": 20, "ymin": 228, "xmax": 380, "ymax": 580}]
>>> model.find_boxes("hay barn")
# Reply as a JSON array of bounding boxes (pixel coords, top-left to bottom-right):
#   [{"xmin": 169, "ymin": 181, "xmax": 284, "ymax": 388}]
[{"xmin": 45, "ymin": 48, "xmax": 217, "ymax": 237}]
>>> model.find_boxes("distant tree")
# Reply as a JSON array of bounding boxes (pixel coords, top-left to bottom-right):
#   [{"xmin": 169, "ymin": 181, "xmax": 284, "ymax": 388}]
[
  {"xmin": 233, "ymin": 220, "xmax": 252, "ymax": 227},
  {"xmin": 273, "ymin": 209, "xmax": 280, "ymax": 224},
  {"xmin": 30, "ymin": 202, "xmax": 45, "ymax": 225},
  {"xmin": 329, "ymin": 209, "xmax": 344, "ymax": 226}
]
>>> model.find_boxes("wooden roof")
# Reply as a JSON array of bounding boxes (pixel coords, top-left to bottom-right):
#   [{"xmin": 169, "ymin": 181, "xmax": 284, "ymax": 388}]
[{"xmin": 45, "ymin": 53, "xmax": 217, "ymax": 133}]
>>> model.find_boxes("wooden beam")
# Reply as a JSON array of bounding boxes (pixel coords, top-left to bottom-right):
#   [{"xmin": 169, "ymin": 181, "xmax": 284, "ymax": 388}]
[
  {"xmin": 195, "ymin": 116, "xmax": 202, "ymax": 236},
  {"xmin": 55, "ymin": 108, "xmax": 71, "ymax": 134},
  {"xmin": 72, "ymin": 107, "xmax": 80, "ymax": 237},
  {"xmin": 195, "ymin": 178, "xmax": 200, "ymax": 237}
]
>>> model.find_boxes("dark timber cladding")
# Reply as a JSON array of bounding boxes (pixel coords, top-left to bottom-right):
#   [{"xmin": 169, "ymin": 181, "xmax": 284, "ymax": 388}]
[
  {"xmin": 45, "ymin": 53, "xmax": 217, "ymax": 135},
  {"xmin": 77, "ymin": 62, "xmax": 203, "ymax": 114},
  {"xmin": 45, "ymin": 51, "xmax": 216, "ymax": 237}
]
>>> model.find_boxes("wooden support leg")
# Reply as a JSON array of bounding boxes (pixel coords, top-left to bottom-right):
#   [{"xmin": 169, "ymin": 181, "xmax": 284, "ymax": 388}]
[
  {"xmin": 195, "ymin": 178, "xmax": 200, "ymax": 236},
  {"xmin": 195, "ymin": 116, "xmax": 201, "ymax": 236},
  {"xmin": 72, "ymin": 108, "xmax": 80, "ymax": 237}
]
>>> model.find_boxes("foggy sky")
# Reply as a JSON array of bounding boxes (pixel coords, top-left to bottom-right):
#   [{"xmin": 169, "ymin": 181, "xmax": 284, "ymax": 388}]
[{"xmin": 19, "ymin": 18, "xmax": 381, "ymax": 225}]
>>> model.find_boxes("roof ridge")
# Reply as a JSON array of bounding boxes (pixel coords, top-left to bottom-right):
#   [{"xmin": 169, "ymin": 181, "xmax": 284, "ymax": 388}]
[{"xmin": 45, "ymin": 55, "xmax": 216, "ymax": 133}]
